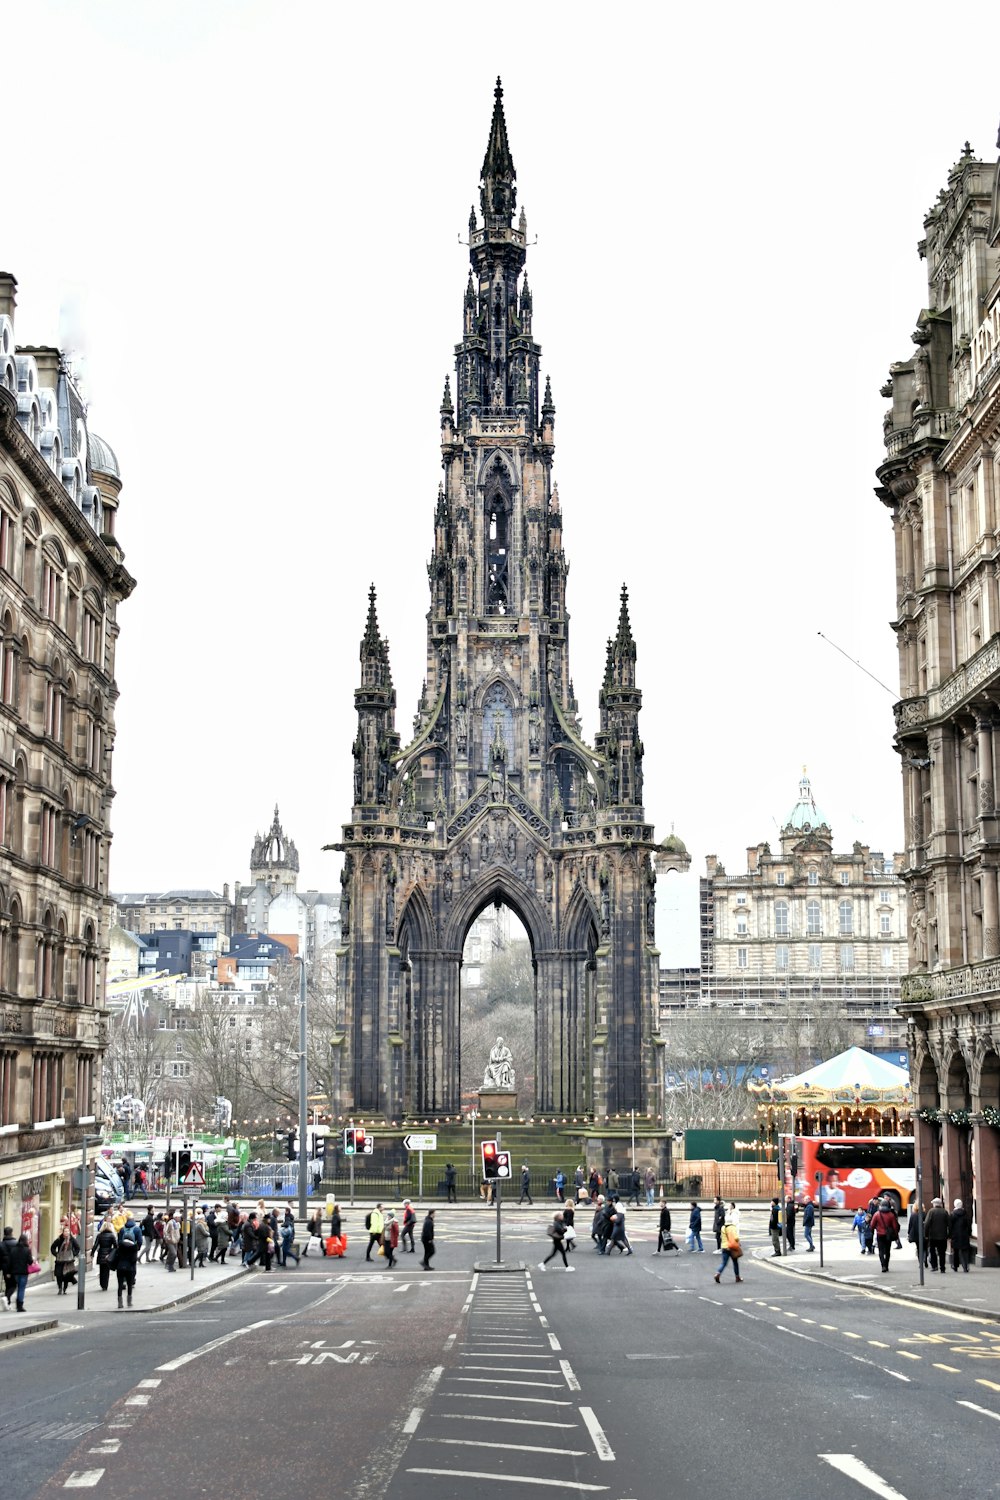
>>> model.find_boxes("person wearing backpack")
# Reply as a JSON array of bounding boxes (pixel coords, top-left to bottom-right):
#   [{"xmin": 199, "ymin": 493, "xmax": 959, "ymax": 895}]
[
  {"xmin": 365, "ymin": 1204, "xmax": 384, "ymax": 1262},
  {"xmin": 539, "ymin": 1212, "xmax": 572, "ymax": 1271},
  {"xmin": 115, "ymin": 1214, "xmax": 142, "ymax": 1307}
]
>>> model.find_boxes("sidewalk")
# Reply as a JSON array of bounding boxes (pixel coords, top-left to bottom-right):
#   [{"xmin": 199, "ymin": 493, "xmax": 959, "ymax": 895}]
[
  {"xmin": 0, "ymin": 1256, "xmax": 250, "ymax": 1343},
  {"xmin": 753, "ymin": 1222, "xmax": 1000, "ymax": 1322}
]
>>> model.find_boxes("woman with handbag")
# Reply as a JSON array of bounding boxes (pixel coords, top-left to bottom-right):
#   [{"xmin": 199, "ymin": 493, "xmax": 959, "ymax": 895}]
[
  {"xmin": 8, "ymin": 1233, "xmax": 36, "ymax": 1311},
  {"xmin": 714, "ymin": 1212, "xmax": 744, "ymax": 1284},
  {"xmin": 50, "ymin": 1224, "xmax": 80, "ymax": 1294},
  {"xmin": 92, "ymin": 1216, "xmax": 118, "ymax": 1291}
]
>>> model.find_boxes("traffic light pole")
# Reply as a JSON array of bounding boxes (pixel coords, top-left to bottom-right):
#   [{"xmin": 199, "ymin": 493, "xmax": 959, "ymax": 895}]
[
  {"xmin": 297, "ymin": 957, "xmax": 308, "ymax": 1221},
  {"xmin": 350, "ymin": 1152, "xmax": 355, "ymax": 1209},
  {"xmin": 495, "ymin": 1129, "xmax": 502, "ymax": 1264}
]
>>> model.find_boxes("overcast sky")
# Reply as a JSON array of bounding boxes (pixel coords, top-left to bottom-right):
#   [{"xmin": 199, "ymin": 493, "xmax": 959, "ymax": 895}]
[{"xmin": 5, "ymin": 3, "xmax": 998, "ymax": 959}]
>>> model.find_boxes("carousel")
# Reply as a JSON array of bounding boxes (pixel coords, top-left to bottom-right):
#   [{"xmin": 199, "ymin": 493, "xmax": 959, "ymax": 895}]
[{"xmin": 750, "ymin": 1046, "xmax": 912, "ymax": 1137}]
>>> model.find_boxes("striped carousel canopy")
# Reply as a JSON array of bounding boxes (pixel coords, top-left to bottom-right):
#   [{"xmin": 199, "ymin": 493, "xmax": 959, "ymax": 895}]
[{"xmin": 749, "ymin": 1046, "xmax": 910, "ymax": 1106}]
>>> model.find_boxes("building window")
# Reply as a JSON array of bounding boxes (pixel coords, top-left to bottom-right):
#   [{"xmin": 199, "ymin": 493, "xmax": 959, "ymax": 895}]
[
  {"xmin": 808, "ymin": 869, "xmax": 819, "ymax": 886},
  {"xmin": 806, "ymin": 899, "xmax": 821, "ymax": 935},
  {"xmin": 735, "ymin": 916, "xmax": 748, "ymax": 936},
  {"xmin": 879, "ymin": 890, "xmax": 892, "ymax": 905},
  {"xmin": 737, "ymin": 947, "xmax": 748, "ymax": 969},
  {"xmin": 776, "ymin": 871, "xmax": 785, "ymax": 886},
  {"xmin": 775, "ymin": 945, "xmax": 789, "ymax": 971},
  {"xmin": 774, "ymin": 900, "xmax": 789, "ymax": 937},
  {"xmin": 0, "ymin": 509, "xmax": 12, "ymax": 575},
  {"xmin": 40, "ymin": 559, "xmax": 62, "ymax": 623},
  {"xmin": 82, "ymin": 609, "xmax": 102, "ymax": 666},
  {"xmin": 840, "ymin": 944, "xmax": 855, "ymax": 971},
  {"xmin": 881, "ymin": 946, "xmax": 894, "ymax": 968},
  {"xmin": 736, "ymin": 894, "xmax": 747, "ymax": 906},
  {"xmin": 880, "ymin": 913, "xmax": 892, "ymax": 935},
  {"xmin": 839, "ymin": 900, "xmax": 853, "ymax": 935},
  {"xmin": 808, "ymin": 944, "xmax": 822, "ymax": 969},
  {"xmin": 840, "ymin": 871, "xmax": 850, "ymax": 885}
]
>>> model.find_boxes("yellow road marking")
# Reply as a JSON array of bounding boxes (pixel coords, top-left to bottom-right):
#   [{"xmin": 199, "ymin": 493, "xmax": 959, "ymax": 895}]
[
  {"xmin": 898, "ymin": 1351, "xmax": 921, "ymax": 1361},
  {"xmin": 843, "ymin": 1332, "xmax": 862, "ymax": 1340},
  {"xmin": 976, "ymin": 1379, "xmax": 1000, "ymax": 1392},
  {"xmin": 868, "ymin": 1341, "xmax": 890, "ymax": 1349},
  {"xmin": 821, "ymin": 1324, "xmax": 837, "ymax": 1331},
  {"xmin": 933, "ymin": 1363, "xmax": 960, "ymax": 1373},
  {"xmin": 801, "ymin": 1318, "xmax": 816, "ymax": 1325}
]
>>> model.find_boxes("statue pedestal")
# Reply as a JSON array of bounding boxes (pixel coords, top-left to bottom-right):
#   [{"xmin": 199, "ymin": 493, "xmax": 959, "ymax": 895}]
[{"xmin": 477, "ymin": 1090, "xmax": 518, "ymax": 1115}]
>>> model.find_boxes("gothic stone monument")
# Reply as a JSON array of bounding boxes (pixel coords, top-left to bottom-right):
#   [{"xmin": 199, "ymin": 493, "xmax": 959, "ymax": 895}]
[{"xmin": 330, "ymin": 81, "xmax": 684, "ymax": 1121}]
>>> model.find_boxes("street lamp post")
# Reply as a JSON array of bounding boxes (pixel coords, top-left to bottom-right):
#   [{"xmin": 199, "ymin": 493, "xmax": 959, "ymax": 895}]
[{"xmin": 297, "ymin": 956, "xmax": 308, "ymax": 1220}]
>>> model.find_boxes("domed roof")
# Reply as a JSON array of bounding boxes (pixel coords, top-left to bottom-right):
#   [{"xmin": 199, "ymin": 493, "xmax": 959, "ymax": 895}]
[
  {"xmin": 783, "ymin": 771, "xmax": 829, "ymax": 832},
  {"xmin": 88, "ymin": 431, "xmax": 120, "ymax": 479},
  {"xmin": 661, "ymin": 831, "xmax": 687, "ymax": 854}
]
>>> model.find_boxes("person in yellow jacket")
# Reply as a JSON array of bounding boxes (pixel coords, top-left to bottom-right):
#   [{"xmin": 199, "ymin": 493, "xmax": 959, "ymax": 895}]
[
  {"xmin": 365, "ymin": 1204, "xmax": 384, "ymax": 1262},
  {"xmin": 713, "ymin": 1213, "xmax": 744, "ymax": 1285}
]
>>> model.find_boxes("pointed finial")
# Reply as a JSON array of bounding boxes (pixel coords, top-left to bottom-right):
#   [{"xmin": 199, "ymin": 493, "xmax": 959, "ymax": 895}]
[
  {"xmin": 469, "ymin": 204, "xmax": 477, "ymax": 236},
  {"xmin": 440, "ymin": 374, "xmax": 453, "ymax": 414},
  {"xmin": 542, "ymin": 373, "xmax": 554, "ymax": 415}
]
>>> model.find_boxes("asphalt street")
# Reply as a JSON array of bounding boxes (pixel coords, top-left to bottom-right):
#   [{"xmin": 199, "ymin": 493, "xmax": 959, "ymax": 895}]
[{"xmin": 2, "ymin": 1207, "xmax": 999, "ymax": 1499}]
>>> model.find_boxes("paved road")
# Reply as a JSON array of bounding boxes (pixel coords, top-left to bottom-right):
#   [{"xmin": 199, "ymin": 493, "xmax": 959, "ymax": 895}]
[{"xmin": 2, "ymin": 1210, "xmax": 999, "ymax": 1498}]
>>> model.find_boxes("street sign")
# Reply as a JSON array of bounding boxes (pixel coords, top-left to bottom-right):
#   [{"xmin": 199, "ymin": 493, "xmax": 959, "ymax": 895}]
[
  {"xmin": 181, "ymin": 1161, "xmax": 206, "ymax": 1190},
  {"xmin": 403, "ymin": 1133, "xmax": 437, "ymax": 1152}
]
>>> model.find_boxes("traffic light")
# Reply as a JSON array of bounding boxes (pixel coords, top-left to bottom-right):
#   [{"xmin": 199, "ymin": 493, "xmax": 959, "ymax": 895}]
[
  {"xmin": 360, "ymin": 1131, "xmax": 373, "ymax": 1155},
  {"xmin": 287, "ymin": 1131, "xmax": 297, "ymax": 1162},
  {"xmin": 343, "ymin": 1127, "xmax": 356, "ymax": 1155},
  {"xmin": 355, "ymin": 1127, "xmax": 367, "ymax": 1155},
  {"xmin": 177, "ymin": 1149, "xmax": 191, "ymax": 1179},
  {"xmin": 481, "ymin": 1141, "xmax": 511, "ymax": 1180}
]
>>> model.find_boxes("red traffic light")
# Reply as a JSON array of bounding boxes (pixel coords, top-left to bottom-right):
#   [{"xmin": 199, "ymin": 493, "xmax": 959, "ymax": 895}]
[{"xmin": 355, "ymin": 1128, "xmax": 366, "ymax": 1148}]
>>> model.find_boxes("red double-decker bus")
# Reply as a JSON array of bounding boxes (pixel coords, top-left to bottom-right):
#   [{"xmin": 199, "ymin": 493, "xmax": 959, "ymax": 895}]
[{"xmin": 780, "ymin": 1134, "xmax": 915, "ymax": 1214}]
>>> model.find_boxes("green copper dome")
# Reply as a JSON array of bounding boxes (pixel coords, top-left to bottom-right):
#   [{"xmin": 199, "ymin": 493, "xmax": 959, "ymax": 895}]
[{"xmin": 784, "ymin": 771, "xmax": 829, "ymax": 832}]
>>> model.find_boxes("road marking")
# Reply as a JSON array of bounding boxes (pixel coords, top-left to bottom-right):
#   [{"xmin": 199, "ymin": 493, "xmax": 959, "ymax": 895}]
[
  {"xmin": 136, "ymin": 1380, "xmax": 160, "ymax": 1389},
  {"xmin": 868, "ymin": 1341, "xmax": 890, "ymax": 1349},
  {"xmin": 87, "ymin": 1441, "xmax": 120, "ymax": 1455},
  {"xmin": 452, "ymin": 1377, "xmax": 565, "ymax": 1388},
  {"xmin": 897, "ymin": 1351, "xmax": 921, "ymax": 1361},
  {"xmin": 820, "ymin": 1324, "xmax": 837, "ymax": 1331},
  {"xmin": 403, "ymin": 1408, "xmax": 423, "ymax": 1434},
  {"xmin": 777, "ymin": 1326, "xmax": 816, "ymax": 1342},
  {"xmin": 547, "ymin": 1332, "xmax": 562, "ymax": 1351},
  {"xmin": 843, "ymin": 1332, "xmax": 862, "ymax": 1340},
  {"xmin": 443, "ymin": 1333, "xmax": 457, "ymax": 1352},
  {"xmin": 818, "ymin": 1453, "xmax": 909, "ymax": 1499},
  {"xmin": 437, "ymin": 1413, "xmax": 578, "ymax": 1428},
  {"xmin": 405, "ymin": 1470, "xmax": 608, "ymax": 1492},
  {"xmin": 934, "ymin": 1364, "xmax": 961, "ymax": 1373},
  {"xmin": 976, "ymin": 1379, "xmax": 1000, "ymax": 1392},
  {"xmin": 731, "ymin": 1309, "xmax": 759, "ymax": 1320},
  {"xmin": 64, "ymin": 1474, "xmax": 105, "ymax": 1489},
  {"xmin": 418, "ymin": 1437, "xmax": 588, "ymax": 1456},
  {"xmin": 451, "ymin": 1394, "xmax": 573, "ymax": 1406},
  {"xmin": 800, "ymin": 1317, "xmax": 816, "ymax": 1324},
  {"xmin": 958, "ymin": 1400, "xmax": 1000, "ymax": 1422},
  {"xmin": 850, "ymin": 1356, "xmax": 910, "ymax": 1383},
  {"xmin": 579, "ymin": 1405, "xmax": 615, "ymax": 1461},
  {"xmin": 157, "ymin": 1319, "xmax": 273, "ymax": 1371},
  {"xmin": 625, "ymin": 1353, "xmax": 684, "ymax": 1359},
  {"xmin": 464, "ymin": 1352, "xmax": 554, "ymax": 1360},
  {"xmin": 698, "ymin": 1296, "xmax": 722, "ymax": 1306},
  {"xmin": 560, "ymin": 1360, "xmax": 581, "ymax": 1391},
  {"xmin": 266, "ymin": 1284, "xmax": 288, "ymax": 1294},
  {"xmin": 124, "ymin": 1395, "xmax": 150, "ymax": 1407},
  {"xmin": 459, "ymin": 1365, "xmax": 560, "ymax": 1375}
]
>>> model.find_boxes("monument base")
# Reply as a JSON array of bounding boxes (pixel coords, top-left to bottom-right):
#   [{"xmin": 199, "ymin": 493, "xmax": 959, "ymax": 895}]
[{"xmin": 477, "ymin": 1091, "xmax": 518, "ymax": 1115}]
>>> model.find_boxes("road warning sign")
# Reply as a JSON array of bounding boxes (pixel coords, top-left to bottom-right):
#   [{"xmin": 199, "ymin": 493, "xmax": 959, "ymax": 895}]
[{"xmin": 181, "ymin": 1161, "xmax": 206, "ymax": 1190}]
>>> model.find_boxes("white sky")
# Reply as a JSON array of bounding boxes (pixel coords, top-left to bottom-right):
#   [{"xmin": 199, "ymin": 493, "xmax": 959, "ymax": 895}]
[{"xmin": 4, "ymin": 3, "xmax": 997, "ymax": 960}]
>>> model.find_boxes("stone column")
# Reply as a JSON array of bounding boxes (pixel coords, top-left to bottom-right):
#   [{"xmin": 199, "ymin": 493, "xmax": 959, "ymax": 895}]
[
  {"xmin": 939, "ymin": 1117, "xmax": 965, "ymax": 1209},
  {"xmin": 972, "ymin": 1123, "xmax": 1000, "ymax": 1267},
  {"xmin": 915, "ymin": 1115, "xmax": 940, "ymax": 1200}
]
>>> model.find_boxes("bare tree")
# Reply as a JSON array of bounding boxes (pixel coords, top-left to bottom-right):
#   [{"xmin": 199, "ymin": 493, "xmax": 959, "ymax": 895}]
[
  {"xmin": 461, "ymin": 938, "xmax": 535, "ymax": 1104},
  {"xmin": 103, "ymin": 1010, "xmax": 169, "ymax": 1113},
  {"xmin": 661, "ymin": 1011, "xmax": 768, "ymax": 1128}
]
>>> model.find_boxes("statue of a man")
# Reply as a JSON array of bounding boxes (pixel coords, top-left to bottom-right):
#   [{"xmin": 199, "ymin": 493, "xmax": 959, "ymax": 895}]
[{"xmin": 483, "ymin": 1035, "xmax": 515, "ymax": 1091}]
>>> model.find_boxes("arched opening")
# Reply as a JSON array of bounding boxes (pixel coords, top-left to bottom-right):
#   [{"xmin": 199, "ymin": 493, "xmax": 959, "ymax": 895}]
[{"xmin": 460, "ymin": 899, "xmax": 535, "ymax": 1110}]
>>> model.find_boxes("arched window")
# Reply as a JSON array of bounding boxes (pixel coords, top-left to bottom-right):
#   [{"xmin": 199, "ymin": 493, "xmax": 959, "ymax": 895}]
[
  {"xmin": 806, "ymin": 899, "xmax": 822, "ymax": 936},
  {"xmin": 6, "ymin": 896, "xmax": 20, "ymax": 995},
  {"xmin": 0, "ymin": 611, "xmax": 17, "ymax": 707},
  {"xmin": 838, "ymin": 899, "xmax": 854, "ymax": 935},
  {"xmin": 481, "ymin": 682, "xmax": 513, "ymax": 767},
  {"xmin": 80, "ymin": 920, "xmax": 97, "ymax": 1007},
  {"xmin": 774, "ymin": 899, "xmax": 789, "ymax": 937}
]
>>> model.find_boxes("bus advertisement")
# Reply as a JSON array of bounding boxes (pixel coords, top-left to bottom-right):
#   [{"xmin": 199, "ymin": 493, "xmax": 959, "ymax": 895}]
[{"xmin": 779, "ymin": 1134, "xmax": 915, "ymax": 1213}]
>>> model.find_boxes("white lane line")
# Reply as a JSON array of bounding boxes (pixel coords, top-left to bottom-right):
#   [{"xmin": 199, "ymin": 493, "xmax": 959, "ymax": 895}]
[
  {"xmin": 470, "ymin": 1273, "xmax": 479, "ymax": 1292},
  {"xmin": 957, "ymin": 1400, "xmax": 1000, "ymax": 1423},
  {"xmin": 124, "ymin": 1395, "xmax": 150, "ymax": 1407},
  {"xmin": 452, "ymin": 1377, "xmax": 564, "ymax": 1388},
  {"xmin": 850, "ymin": 1355, "xmax": 911, "ymax": 1384},
  {"xmin": 731, "ymin": 1309, "xmax": 760, "ymax": 1320},
  {"xmin": 136, "ymin": 1380, "xmax": 161, "ymax": 1389},
  {"xmin": 698, "ymin": 1296, "xmax": 723, "ymax": 1306},
  {"xmin": 87, "ymin": 1441, "xmax": 120, "ymax": 1455},
  {"xmin": 547, "ymin": 1332, "xmax": 562, "ymax": 1351},
  {"xmin": 437, "ymin": 1413, "xmax": 578, "ymax": 1428},
  {"xmin": 418, "ymin": 1437, "xmax": 588, "ymax": 1456},
  {"xmin": 818, "ymin": 1454, "xmax": 910, "ymax": 1499},
  {"xmin": 402, "ymin": 1408, "xmax": 423, "ymax": 1434},
  {"xmin": 579, "ymin": 1405, "xmax": 616, "ymax": 1461},
  {"xmin": 157, "ymin": 1319, "xmax": 273, "ymax": 1371},
  {"xmin": 560, "ymin": 1360, "xmax": 581, "ymax": 1392},
  {"xmin": 443, "ymin": 1333, "xmax": 457, "ymax": 1351},
  {"xmin": 405, "ymin": 1470, "xmax": 608, "ymax": 1492},
  {"xmin": 464, "ymin": 1353, "xmax": 554, "ymax": 1360},
  {"xmin": 64, "ymin": 1474, "xmax": 105, "ymax": 1489},
  {"xmin": 459, "ymin": 1365, "xmax": 559, "ymax": 1375},
  {"xmin": 451, "ymin": 1394, "xmax": 573, "ymax": 1406},
  {"xmin": 777, "ymin": 1326, "xmax": 816, "ymax": 1343},
  {"xmin": 267, "ymin": 1285, "xmax": 287, "ymax": 1295}
]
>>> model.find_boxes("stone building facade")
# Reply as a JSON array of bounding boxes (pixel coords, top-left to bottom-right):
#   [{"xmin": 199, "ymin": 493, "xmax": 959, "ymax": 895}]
[
  {"xmin": 0, "ymin": 272, "xmax": 134, "ymax": 1252},
  {"xmin": 879, "ymin": 135, "xmax": 1000, "ymax": 1262},
  {"xmin": 331, "ymin": 83, "xmax": 685, "ymax": 1121},
  {"xmin": 238, "ymin": 806, "xmax": 339, "ymax": 964},
  {"xmin": 701, "ymin": 774, "xmax": 908, "ymax": 1050}
]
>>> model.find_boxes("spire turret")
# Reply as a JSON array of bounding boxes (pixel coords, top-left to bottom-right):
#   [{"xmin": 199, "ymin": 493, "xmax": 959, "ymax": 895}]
[
  {"xmin": 353, "ymin": 584, "xmax": 399, "ymax": 807},
  {"xmin": 480, "ymin": 76, "xmax": 516, "ymax": 228}
]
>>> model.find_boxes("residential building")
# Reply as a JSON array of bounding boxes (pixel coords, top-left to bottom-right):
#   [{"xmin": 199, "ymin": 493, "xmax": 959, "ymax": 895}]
[
  {"xmin": 879, "ymin": 135, "xmax": 1000, "ymax": 1261},
  {"xmin": 0, "ymin": 272, "xmax": 134, "ymax": 1249},
  {"xmin": 113, "ymin": 887, "xmax": 233, "ymax": 937}
]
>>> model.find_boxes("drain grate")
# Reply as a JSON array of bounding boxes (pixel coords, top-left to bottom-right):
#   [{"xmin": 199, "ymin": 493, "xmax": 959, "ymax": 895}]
[{"xmin": 0, "ymin": 1419, "xmax": 101, "ymax": 1443}]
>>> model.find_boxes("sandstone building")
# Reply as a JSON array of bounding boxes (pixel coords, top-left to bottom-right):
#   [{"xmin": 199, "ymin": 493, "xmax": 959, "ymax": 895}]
[
  {"xmin": 879, "ymin": 134, "xmax": 1000, "ymax": 1261},
  {"xmin": 0, "ymin": 273, "xmax": 134, "ymax": 1250}
]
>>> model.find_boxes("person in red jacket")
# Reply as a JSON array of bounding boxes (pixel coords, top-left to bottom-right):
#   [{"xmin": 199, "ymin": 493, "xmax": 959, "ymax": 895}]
[{"xmin": 870, "ymin": 1197, "xmax": 900, "ymax": 1272}]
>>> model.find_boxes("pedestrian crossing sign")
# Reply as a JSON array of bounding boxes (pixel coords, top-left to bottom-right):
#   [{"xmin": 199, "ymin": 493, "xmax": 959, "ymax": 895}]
[{"xmin": 181, "ymin": 1161, "xmax": 206, "ymax": 1189}]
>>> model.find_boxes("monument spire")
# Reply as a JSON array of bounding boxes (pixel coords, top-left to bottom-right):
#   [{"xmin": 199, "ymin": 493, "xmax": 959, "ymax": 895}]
[{"xmin": 480, "ymin": 76, "xmax": 516, "ymax": 228}]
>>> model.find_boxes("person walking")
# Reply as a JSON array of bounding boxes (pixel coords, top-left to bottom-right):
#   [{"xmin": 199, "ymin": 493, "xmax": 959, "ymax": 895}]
[
  {"xmin": 645, "ymin": 1167, "xmax": 657, "ymax": 1209},
  {"xmin": 608, "ymin": 1203, "xmax": 633, "ymax": 1256},
  {"xmin": 768, "ymin": 1198, "xmax": 783, "ymax": 1257},
  {"xmin": 573, "ymin": 1166, "xmax": 585, "ymax": 1193},
  {"xmin": 518, "ymin": 1163, "xmax": 533, "ymax": 1206},
  {"xmin": 1, "ymin": 1225, "xmax": 17, "ymax": 1307},
  {"xmin": 401, "ymin": 1199, "xmax": 416, "ymax": 1253},
  {"xmin": 327, "ymin": 1201, "xmax": 343, "ymax": 1255},
  {"xmin": 383, "ymin": 1212, "xmax": 399, "ymax": 1268},
  {"xmin": 420, "ymin": 1209, "xmax": 436, "ymax": 1269},
  {"xmin": 554, "ymin": 1170, "xmax": 566, "ymax": 1204},
  {"xmin": 365, "ymin": 1204, "xmax": 385, "ymax": 1262},
  {"xmin": 444, "ymin": 1164, "xmax": 457, "ymax": 1204},
  {"xmin": 562, "ymin": 1200, "xmax": 576, "ymax": 1251},
  {"xmin": 115, "ymin": 1214, "xmax": 142, "ymax": 1307},
  {"xmin": 193, "ymin": 1211, "xmax": 212, "ymax": 1268},
  {"xmin": 539, "ymin": 1212, "xmax": 573, "ymax": 1271},
  {"xmin": 6, "ymin": 1234, "xmax": 32, "ymax": 1312},
  {"xmin": 784, "ymin": 1196, "xmax": 797, "ymax": 1252},
  {"xmin": 907, "ymin": 1203, "xmax": 925, "ymax": 1266},
  {"xmin": 687, "ymin": 1200, "xmax": 704, "ymax": 1253},
  {"xmin": 655, "ymin": 1199, "xmax": 672, "ymax": 1254},
  {"xmin": 93, "ymin": 1216, "xmax": 118, "ymax": 1291},
  {"xmin": 606, "ymin": 1166, "xmax": 619, "ymax": 1198},
  {"xmin": 712, "ymin": 1197, "xmax": 726, "ymax": 1251},
  {"xmin": 870, "ymin": 1197, "xmax": 900, "ymax": 1272},
  {"xmin": 627, "ymin": 1170, "xmax": 641, "ymax": 1209},
  {"xmin": 120, "ymin": 1159, "xmax": 132, "ymax": 1199},
  {"xmin": 50, "ymin": 1224, "xmax": 79, "ymax": 1295},
  {"xmin": 948, "ymin": 1198, "xmax": 972, "ymax": 1272},
  {"xmin": 281, "ymin": 1209, "xmax": 299, "ymax": 1267},
  {"xmin": 163, "ymin": 1210, "xmax": 181, "ymax": 1272},
  {"xmin": 714, "ymin": 1211, "xmax": 744, "ymax": 1284},
  {"xmin": 588, "ymin": 1168, "xmax": 600, "ymax": 1201},
  {"xmin": 257, "ymin": 1215, "xmax": 275, "ymax": 1271},
  {"xmin": 802, "ymin": 1197, "xmax": 816, "ymax": 1252},
  {"xmin": 924, "ymin": 1197, "xmax": 950, "ymax": 1272}
]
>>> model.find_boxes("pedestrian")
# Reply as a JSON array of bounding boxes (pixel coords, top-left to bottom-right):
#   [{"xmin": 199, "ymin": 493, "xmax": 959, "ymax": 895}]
[
  {"xmin": 627, "ymin": 1169, "xmax": 642, "ymax": 1209},
  {"xmin": 607, "ymin": 1166, "xmax": 619, "ymax": 1197},
  {"xmin": 562, "ymin": 1200, "xmax": 576, "ymax": 1251},
  {"xmin": 0, "ymin": 1225, "xmax": 16, "ymax": 1308},
  {"xmin": 193, "ymin": 1211, "xmax": 211, "ymax": 1268},
  {"xmin": 609, "ymin": 1202, "xmax": 633, "ymax": 1256},
  {"xmin": 655, "ymin": 1198, "xmax": 672, "ymax": 1254},
  {"xmin": 305, "ymin": 1207, "xmax": 324, "ymax": 1255},
  {"xmin": 802, "ymin": 1197, "xmax": 815, "ymax": 1252},
  {"xmin": 870, "ymin": 1197, "xmax": 900, "ymax": 1272},
  {"xmin": 138, "ymin": 1208, "xmax": 156, "ymax": 1263},
  {"xmin": 519, "ymin": 1163, "xmax": 533, "ymax": 1205},
  {"xmin": 554, "ymin": 1169, "xmax": 566, "ymax": 1203},
  {"xmin": 401, "ymin": 1199, "xmax": 416, "ymax": 1253},
  {"xmin": 312, "ymin": 1168, "xmax": 322, "ymax": 1195},
  {"xmin": 588, "ymin": 1167, "xmax": 600, "ymax": 1201},
  {"xmin": 784, "ymin": 1196, "xmax": 797, "ymax": 1252},
  {"xmin": 768, "ymin": 1198, "xmax": 783, "ymax": 1257},
  {"xmin": 712, "ymin": 1196, "xmax": 726, "ymax": 1250},
  {"xmin": 133, "ymin": 1165, "xmax": 149, "ymax": 1200},
  {"xmin": 852, "ymin": 1206, "xmax": 868, "ymax": 1251},
  {"xmin": 383, "ymin": 1212, "xmax": 399, "ymax": 1269},
  {"xmin": 420, "ymin": 1208, "xmax": 436, "ymax": 1269},
  {"xmin": 539, "ymin": 1212, "xmax": 573, "ymax": 1271},
  {"xmin": 120, "ymin": 1159, "xmax": 132, "ymax": 1199},
  {"xmin": 714, "ymin": 1210, "xmax": 744, "ymax": 1284},
  {"xmin": 50, "ymin": 1224, "xmax": 79, "ymax": 1295},
  {"xmin": 257, "ymin": 1215, "xmax": 275, "ymax": 1271},
  {"xmin": 924, "ymin": 1197, "xmax": 950, "ymax": 1273},
  {"xmin": 163, "ymin": 1211, "xmax": 181, "ymax": 1272},
  {"xmin": 327, "ymin": 1201, "xmax": 343, "ymax": 1256},
  {"xmin": 444, "ymin": 1163, "xmax": 457, "ymax": 1204},
  {"xmin": 365, "ymin": 1203, "xmax": 384, "ymax": 1262},
  {"xmin": 205, "ymin": 1205, "xmax": 218, "ymax": 1261},
  {"xmin": 573, "ymin": 1166, "xmax": 585, "ymax": 1193},
  {"xmin": 115, "ymin": 1214, "xmax": 142, "ymax": 1307},
  {"xmin": 6, "ymin": 1233, "xmax": 32, "ymax": 1312},
  {"xmin": 948, "ymin": 1198, "xmax": 972, "ymax": 1273},
  {"xmin": 281, "ymin": 1208, "xmax": 299, "ymax": 1267},
  {"xmin": 645, "ymin": 1166, "xmax": 657, "ymax": 1208},
  {"xmin": 591, "ymin": 1196, "xmax": 607, "ymax": 1254},
  {"xmin": 907, "ymin": 1203, "xmax": 925, "ymax": 1265},
  {"xmin": 93, "ymin": 1216, "xmax": 118, "ymax": 1290},
  {"xmin": 688, "ymin": 1200, "xmax": 704, "ymax": 1253}
]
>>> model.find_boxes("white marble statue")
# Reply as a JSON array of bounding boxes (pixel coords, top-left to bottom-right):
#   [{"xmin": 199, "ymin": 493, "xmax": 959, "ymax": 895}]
[{"xmin": 482, "ymin": 1035, "xmax": 515, "ymax": 1091}]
